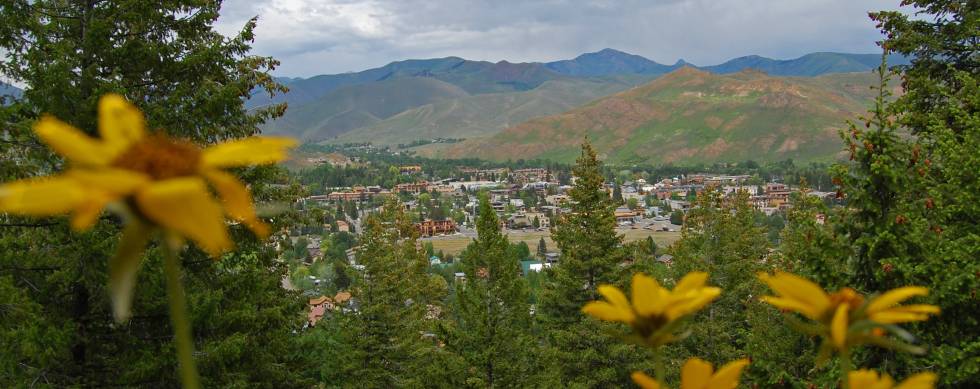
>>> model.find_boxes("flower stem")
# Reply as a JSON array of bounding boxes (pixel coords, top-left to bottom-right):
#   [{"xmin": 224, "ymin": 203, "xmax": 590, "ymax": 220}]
[
  {"xmin": 840, "ymin": 347, "xmax": 851, "ymax": 389},
  {"xmin": 162, "ymin": 240, "xmax": 201, "ymax": 389},
  {"xmin": 653, "ymin": 350, "xmax": 666, "ymax": 385}
]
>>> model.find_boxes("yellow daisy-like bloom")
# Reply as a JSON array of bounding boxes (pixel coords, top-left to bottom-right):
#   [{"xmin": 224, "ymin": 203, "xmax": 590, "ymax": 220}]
[
  {"xmin": 758, "ymin": 271, "xmax": 940, "ymax": 350},
  {"xmin": 849, "ymin": 369, "xmax": 937, "ymax": 389},
  {"xmin": 632, "ymin": 358, "xmax": 750, "ymax": 389},
  {"xmin": 0, "ymin": 94, "xmax": 294, "ymax": 253},
  {"xmin": 0, "ymin": 94, "xmax": 295, "ymax": 319},
  {"xmin": 582, "ymin": 272, "xmax": 721, "ymax": 344}
]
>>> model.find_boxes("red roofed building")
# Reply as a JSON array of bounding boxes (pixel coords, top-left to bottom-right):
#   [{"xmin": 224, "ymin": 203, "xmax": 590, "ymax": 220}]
[
  {"xmin": 416, "ymin": 219, "xmax": 456, "ymax": 237},
  {"xmin": 308, "ymin": 296, "xmax": 334, "ymax": 326}
]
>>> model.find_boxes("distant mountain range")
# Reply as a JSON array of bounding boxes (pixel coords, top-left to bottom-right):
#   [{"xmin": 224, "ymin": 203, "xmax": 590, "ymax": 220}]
[
  {"xmin": 247, "ymin": 49, "xmax": 906, "ymax": 163},
  {"xmin": 259, "ymin": 49, "xmax": 906, "ymax": 146},
  {"xmin": 330, "ymin": 77, "xmax": 649, "ymax": 145},
  {"xmin": 437, "ymin": 68, "xmax": 886, "ymax": 164}
]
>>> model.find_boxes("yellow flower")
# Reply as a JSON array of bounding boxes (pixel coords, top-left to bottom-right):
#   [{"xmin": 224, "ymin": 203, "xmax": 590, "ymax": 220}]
[
  {"xmin": 0, "ymin": 94, "xmax": 295, "ymax": 320},
  {"xmin": 0, "ymin": 94, "xmax": 294, "ymax": 253},
  {"xmin": 582, "ymin": 272, "xmax": 720, "ymax": 345},
  {"xmin": 632, "ymin": 358, "xmax": 749, "ymax": 389},
  {"xmin": 849, "ymin": 369, "xmax": 937, "ymax": 389},
  {"xmin": 758, "ymin": 271, "xmax": 939, "ymax": 350}
]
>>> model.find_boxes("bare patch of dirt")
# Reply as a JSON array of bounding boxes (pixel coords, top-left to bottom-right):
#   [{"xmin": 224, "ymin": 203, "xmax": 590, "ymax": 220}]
[
  {"xmin": 704, "ymin": 116, "xmax": 723, "ymax": 129},
  {"xmin": 777, "ymin": 138, "xmax": 800, "ymax": 152}
]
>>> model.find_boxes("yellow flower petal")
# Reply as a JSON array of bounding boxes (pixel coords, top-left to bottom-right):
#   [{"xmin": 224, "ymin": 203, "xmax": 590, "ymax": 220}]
[
  {"xmin": 598, "ymin": 284, "xmax": 632, "ymax": 310},
  {"xmin": 135, "ymin": 177, "xmax": 231, "ymax": 257},
  {"xmin": 0, "ymin": 176, "xmax": 88, "ymax": 215},
  {"xmin": 849, "ymin": 370, "xmax": 894, "ymax": 389},
  {"xmin": 631, "ymin": 371, "xmax": 662, "ymax": 389},
  {"xmin": 895, "ymin": 372, "xmax": 937, "ymax": 389},
  {"xmin": 202, "ymin": 169, "xmax": 269, "ymax": 238},
  {"xmin": 667, "ymin": 287, "xmax": 721, "ymax": 320},
  {"xmin": 632, "ymin": 273, "xmax": 667, "ymax": 317},
  {"xmin": 882, "ymin": 304, "xmax": 942, "ymax": 316},
  {"xmin": 758, "ymin": 271, "xmax": 832, "ymax": 319},
  {"xmin": 868, "ymin": 310, "xmax": 936, "ymax": 324},
  {"xmin": 707, "ymin": 359, "xmax": 750, "ymax": 389},
  {"xmin": 582, "ymin": 301, "xmax": 635, "ymax": 323},
  {"xmin": 759, "ymin": 296, "xmax": 825, "ymax": 320},
  {"xmin": 68, "ymin": 168, "xmax": 150, "ymax": 195},
  {"xmin": 681, "ymin": 358, "xmax": 713, "ymax": 389},
  {"xmin": 865, "ymin": 287, "xmax": 929, "ymax": 314},
  {"xmin": 674, "ymin": 271, "xmax": 709, "ymax": 293},
  {"xmin": 70, "ymin": 193, "xmax": 113, "ymax": 231},
  {"xmin": 34, "ymin": 116, "xmax": 113, "ymax": 166},
  {"xmin": 831, "ymin": 304, "xmax": 849, "ymax": 350},
  {"xmin": 200, "ymin": 136, "xmax": 296, "ymax": 168},
  {"xmin": 98, "ymin": 94, "xmax": 145, "ymax": 157}
]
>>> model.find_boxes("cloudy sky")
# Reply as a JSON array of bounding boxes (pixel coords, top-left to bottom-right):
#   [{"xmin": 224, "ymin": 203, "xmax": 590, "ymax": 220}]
[{"xmin": 213, "ymin": 0, "xmax": 909, "ymax": 78}]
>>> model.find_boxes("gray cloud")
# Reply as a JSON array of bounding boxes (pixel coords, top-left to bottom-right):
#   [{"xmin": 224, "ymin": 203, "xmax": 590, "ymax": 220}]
[{"xmin": 214, "ymin": 0, "xmax": 909, "ymax": 77}]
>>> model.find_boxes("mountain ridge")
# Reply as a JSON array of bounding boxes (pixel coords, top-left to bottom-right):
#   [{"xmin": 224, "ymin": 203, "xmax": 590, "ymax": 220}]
[
  {"xmin": 251, "ymin": 49, "xmax": 907, "ymax": 110},
  {"xmin": 437, "ymin": 67, "xmax": 883, "ymax": 164},
  {"xmin": 259, "ymin": 49, "xmax": 905, "ymax": 148}
]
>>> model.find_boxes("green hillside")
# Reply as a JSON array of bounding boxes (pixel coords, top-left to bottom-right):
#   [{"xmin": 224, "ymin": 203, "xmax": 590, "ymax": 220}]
[
  {"xmin": 329, "ymin": 77, "xmax": 652, "ymax": 145},
  {"xmin": 442, "ymin": 67, "xmax": 882, "ymax": 164},
  {"xmin": 260, "ymin": 77, "xmax": 469, "ymax": 141}
]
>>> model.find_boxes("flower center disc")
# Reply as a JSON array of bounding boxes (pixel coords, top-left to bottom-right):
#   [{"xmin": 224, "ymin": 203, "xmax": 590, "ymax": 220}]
[{"xmin": 112, "ymin": 135, "xmax": 202, "ymax": 179}]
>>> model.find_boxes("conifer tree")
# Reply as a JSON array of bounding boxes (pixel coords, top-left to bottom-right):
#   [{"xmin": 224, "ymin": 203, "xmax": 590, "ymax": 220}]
[
  {"xmin": 338, "ymin": 199, "xmax": 459, "ymax": 387},
  {"xmin": 774, "ymin": 3, "xmax": 978, "ymax": 385},
  {"xmin": 668, "ymin": 189, "xmax": 803, "ymax": 386},
  {"xmin": 537, "ymin": 237, "xmax": 548, "ymax": 259},
  {"xmin": 819, "ymin": 3, "xmax": 980, "ymax": 385},
  {"xmin": 538, "ymin": 140, "xmax": 641, "ymax": 387},
  {"xmin": 445, "ymin": 194, "xmax": 538, "ymax": 387},
  {"xmin": 0, "ymin": 2, "xmax": 304, "ymax": 386}
]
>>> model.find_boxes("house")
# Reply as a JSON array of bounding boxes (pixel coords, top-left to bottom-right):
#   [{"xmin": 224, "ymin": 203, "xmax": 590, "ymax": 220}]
[
  {"xmin": 521, "ymin": 260, "xmax": 552, "ymax": 276},
  {"xmin": 510, "ymin": 168, "xmax": 551, "ymax": 184},
  {"xmin": 545, "ymin": 194, "xmax": 569, "ymax": 206},
  {"xmin": 449, "ymin": 180, "xmax": 499, "ymax": 192},
  {"xmin": 334, "ymin": 291, "xmax": 352, "ymax": 305},
  {"xmin": 459, "ymin": 167, "xmax": 507, "ymax": 181},
  {"xmin": 645, "ymin": 206, "xmax": 662, "ymax": 217},
  {"xmin": 307, "ymin": 240, "xmax": 323, "ymax": 261},
  {"xmin": 668, "ymin": 200, "xmax": 691, "ymax": 212},
  {"xmin": 315, "ymin": 186, "xmax": 393, "ymax": 203},
  {"xmin": 395, "ymin": 181, "xmax": 429, "ymax": 194},
  {"xmin": 765, "ymin": 183, "xmax": 792, "ymax": 207},
  {"xmin": 526, "ymin": 212, "xmax": 549, "ymax": 228},
  {"xmin": 622, "ymin": 186, "xmax": 643, "ymax": 202},
  {"xmin": 544, "ymin": 252, "xmax": 560, "ymax": 263},
  {"xmin": 336, "ymin": 220, "xmax": 350, "ymax": 233},
  {"xmin": 308, "ymin": 296, "xmax": 336, "ymax": 326},
  {"xmin": 657, "ymin": 254, "xmax": 674, "ymax": 266},
  {"xmin": 399, "ymin": 165, "xmax": 422, "ymax": 174},
  {"xmin": 539, "ymin": 205, "xmax": 562, "ymax": 218},
  {"xmin": 507, "ymin": 211, "xmax": 546, "ymax": 229},
  {"xmin": 615, "ymin": 207, "xmax": 640, "ymax": 224},
  {"xmin": 491, "ymin": 201, "xmax": 507, "ymax": 214},
  {"xmin": 416, "ymin": 219, "xmax": 457, "ymax": 237},
  {"xmin": 507, "ymin": 213, "xmax": 532, "ymax": 229}
]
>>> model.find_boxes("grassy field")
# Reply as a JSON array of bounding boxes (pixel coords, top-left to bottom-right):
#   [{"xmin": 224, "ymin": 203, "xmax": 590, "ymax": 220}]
[{"xmin": 423, "ymin": 228, "xmax": 681, "ymax": 256}]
